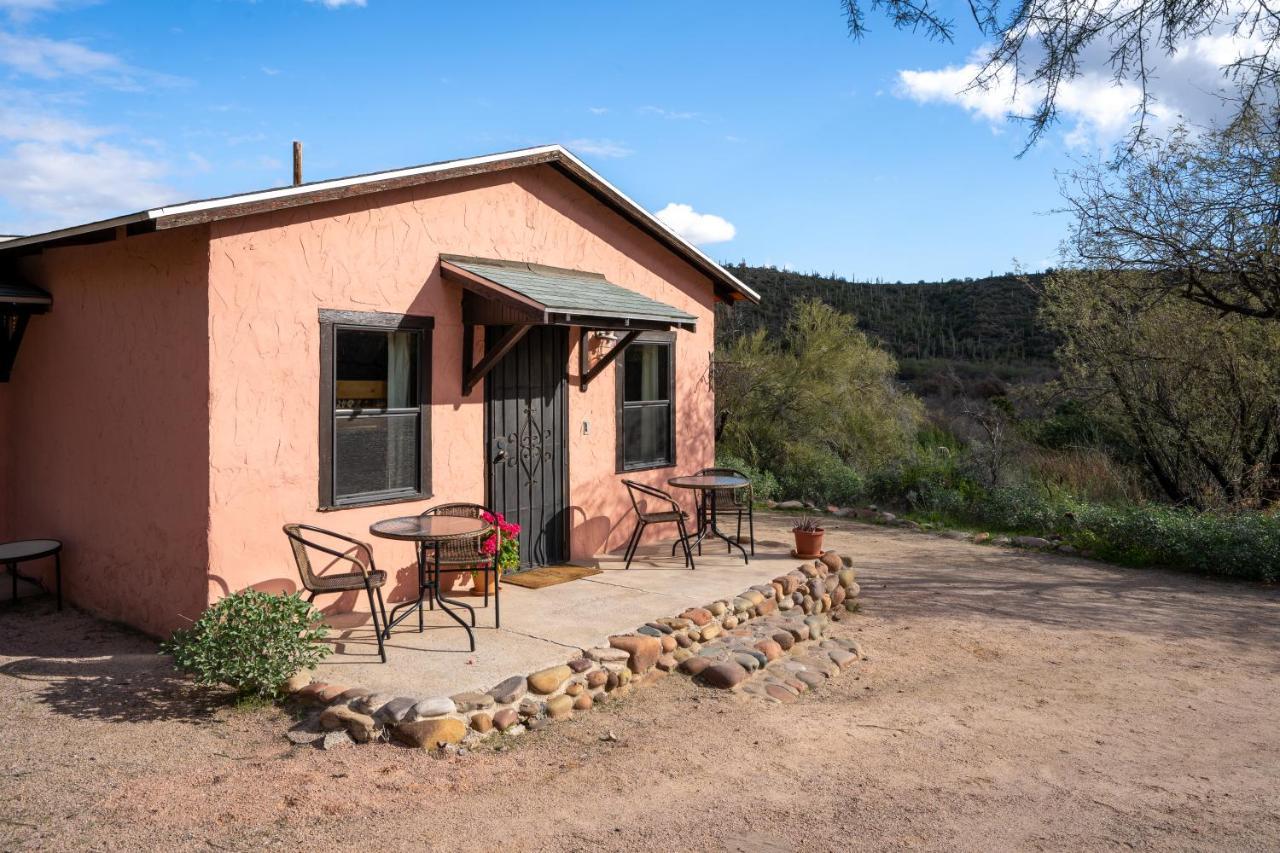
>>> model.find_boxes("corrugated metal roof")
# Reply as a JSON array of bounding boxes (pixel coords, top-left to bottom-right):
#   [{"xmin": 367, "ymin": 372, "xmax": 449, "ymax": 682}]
[{"xmin": 445, "ymin": 256, "xmax": 698, "ymax": 327}]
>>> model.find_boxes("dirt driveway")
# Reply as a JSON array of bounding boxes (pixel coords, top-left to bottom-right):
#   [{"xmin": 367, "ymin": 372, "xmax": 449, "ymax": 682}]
[{"xmin": 2, "ymin": 518, "xmax": 1278, "ymax": 851}]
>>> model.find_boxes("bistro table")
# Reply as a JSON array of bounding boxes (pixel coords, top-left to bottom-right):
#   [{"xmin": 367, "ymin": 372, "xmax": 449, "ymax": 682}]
[
  {"xmin": 369, "ymin": 515, "xmax": 491, "ymax": 652},
  {"xmin": 667, "ymin": 475, "xmax": 750, "ymax": 564},
  {"xmin": 0, "ymin": 539, "xmax": 62, "ymax": 609}
]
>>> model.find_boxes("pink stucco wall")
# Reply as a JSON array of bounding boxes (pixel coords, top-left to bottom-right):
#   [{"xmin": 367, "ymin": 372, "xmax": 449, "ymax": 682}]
[
  {"xmin": 205, "ymin": 165, "xmax": 717, "ymax": 611},
  {"xmin": 0, "ymin": 162, "xmax": 723, "ymax": 634},
  {"xmin": 4, "ymin": 229, "xmax": 211, "ymax": 635}
]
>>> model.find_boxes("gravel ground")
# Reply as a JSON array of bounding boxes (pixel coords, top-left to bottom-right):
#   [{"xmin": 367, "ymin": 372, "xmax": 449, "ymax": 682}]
[{"xmin": 2, "ymin": 519, "xmax": 1278, "ymax": 852}]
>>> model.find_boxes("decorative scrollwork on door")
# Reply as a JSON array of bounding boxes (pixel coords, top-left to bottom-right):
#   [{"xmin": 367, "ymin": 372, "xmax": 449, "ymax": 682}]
[{"xmin": 504, "ymin": 404, "xmax": 553, "ymax": 484}]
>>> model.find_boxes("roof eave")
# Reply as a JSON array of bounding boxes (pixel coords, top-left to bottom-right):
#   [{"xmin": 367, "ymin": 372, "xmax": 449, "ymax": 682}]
[{"xmin": 0, "ymin": 144, "xmax": 760, "ymax": 304}]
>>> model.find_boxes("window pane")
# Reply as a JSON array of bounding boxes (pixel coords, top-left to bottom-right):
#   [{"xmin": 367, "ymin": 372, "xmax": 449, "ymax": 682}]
[
  {"xmin": 335, "ymin": 329, "xmax": 418, "ymax": 409},
  {"xmin": 623, "ymin": 343, "xmax": 669, "ymax": 402},
  {"xmin": 623, "ymin": 403, "xmax": 670, "ymax": 467},
  {"xmin": 334, "ymin": 412, "xmax": 420, "ymax": 500}
]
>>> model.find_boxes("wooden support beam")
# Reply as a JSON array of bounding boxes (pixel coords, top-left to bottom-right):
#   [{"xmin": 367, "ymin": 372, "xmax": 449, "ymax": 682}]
[
  {"xmin": 463, "ymin": 324, "xmax": 532, "ymax": 395},
  {"xmin": 0, "ymin": 312, "xmax": 30, "ymax": 382},
  {"xmin": 580, "ymin": 329, "xmax": 640, "ymax": 391}
]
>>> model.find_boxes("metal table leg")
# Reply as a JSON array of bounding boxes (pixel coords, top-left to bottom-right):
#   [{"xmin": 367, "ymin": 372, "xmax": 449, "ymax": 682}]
[
  {"xmin": 383, "ymin": 542, "xmax": 431, "ymax": 638},
  {"xmin": 698, "ymin": 490, "xmax": 749, "ymax": 563},
  {"xmin": 430, "ymin": 543, "xmax": 476, "ymax": 652}
]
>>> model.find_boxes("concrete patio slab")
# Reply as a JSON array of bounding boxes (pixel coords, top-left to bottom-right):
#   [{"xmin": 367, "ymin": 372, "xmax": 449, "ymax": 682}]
[{"xmin": 312, "ymin": 520, "xmax": 806, "ymax": 697}]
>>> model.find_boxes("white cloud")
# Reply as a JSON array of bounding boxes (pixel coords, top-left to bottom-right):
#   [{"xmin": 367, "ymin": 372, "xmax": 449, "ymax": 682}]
[
  {"xmin": 306, "ymin": 0, "xmax": 366, "ymax": 7},
  {"xmin": 0, "ymin": 30, "xmax": 184, "ymax": 89},
  {"xmin": 566, "ymin": 137, "xmax": 634, "ymax": 159},
  {"xmin": 654, "ymin": 202, "xmax": 736, "ymax": 245},
  {"xmin": 895, "ymin": 30, "xmax": 1260, "ymax": 145},
  {"xmin": 0, "ymin": 0, "xmax": 73, "ymax": 19},
  {"xmin": 0, "ymin": 100, "xmax": 176, "ymax": 232},
  {"xmin": 588, "ymin": 106, "xmax": 609, "ymax": 115},
  {"xmin": 639, "ymin": 105, "xmax": 699, "ymax": 120}
]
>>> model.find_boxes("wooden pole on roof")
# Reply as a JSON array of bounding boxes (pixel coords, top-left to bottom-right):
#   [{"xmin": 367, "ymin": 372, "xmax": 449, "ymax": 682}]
[{"xmin": 292, "ymin": 141, "xmax": 303, "ymax": 186}]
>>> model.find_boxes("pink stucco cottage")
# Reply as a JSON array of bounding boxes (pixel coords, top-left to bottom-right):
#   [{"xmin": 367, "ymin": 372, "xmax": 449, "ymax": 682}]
[{"xmin": 0, "ymin": 145, "xmax": 757, "ymax": 637}]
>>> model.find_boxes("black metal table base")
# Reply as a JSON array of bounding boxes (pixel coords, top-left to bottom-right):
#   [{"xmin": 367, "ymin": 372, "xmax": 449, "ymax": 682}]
[
  {"xmin": 3, "ymin": 549, "xmax": 61, "ymax": 610},
  {"xmin": 383, "ymin": 542, "xmax": 477, "ymax": 651},
  {"xmin": 672, "ymin": 492, "xmax": 749, "ymax": 563}
]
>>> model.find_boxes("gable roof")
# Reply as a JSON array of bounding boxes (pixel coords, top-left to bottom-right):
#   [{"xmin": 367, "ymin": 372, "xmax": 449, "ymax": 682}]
[{"xmin": 0, "ymin": 144, "xmax": 758, "ymax": 304}]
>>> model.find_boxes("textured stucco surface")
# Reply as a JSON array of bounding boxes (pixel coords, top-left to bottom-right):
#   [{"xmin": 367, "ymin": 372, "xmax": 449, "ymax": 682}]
[
  {"xmin": 0, "ymin": 162, "xmax": 722, "ymax": 635},
  {"xmin": 3, "ymin": 229, "xmax": 211, "ymax": 636},
  {"xmin": 206, "ymin": 165, "xmax": 718, "ymax": 612}
]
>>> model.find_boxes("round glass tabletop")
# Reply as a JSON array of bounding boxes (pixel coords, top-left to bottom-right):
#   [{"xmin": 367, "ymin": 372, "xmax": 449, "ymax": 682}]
[
  {"xmin": 667, "ymin": 475, "xmax": 750, "ymax": 490},
  {"xmin": 0, "ymin": 539, "xmax": 62, "ymax": 562},
  {"xmin": 369, "ymin": 515, "xmax": 491, "ymax": 542}
]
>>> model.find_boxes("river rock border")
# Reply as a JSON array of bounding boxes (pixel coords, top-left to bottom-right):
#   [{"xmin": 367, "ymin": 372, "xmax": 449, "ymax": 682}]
[{"xmin": 281, "ymin": 550, "xmax": 865, "ymax": 751}]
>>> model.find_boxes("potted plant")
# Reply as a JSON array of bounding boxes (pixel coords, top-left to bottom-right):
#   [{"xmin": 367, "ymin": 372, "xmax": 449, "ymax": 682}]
[
  {"xmin": 474, "ymin": 511, "xmax": 520, "ymax": 595},
  {"xmin": 792, "ymin": 516, "xmax": 825, "ymax": 558}
]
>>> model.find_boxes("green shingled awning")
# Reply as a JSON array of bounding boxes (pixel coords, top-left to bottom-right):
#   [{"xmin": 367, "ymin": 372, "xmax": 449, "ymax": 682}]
[{"xmin": 441, "ymin": 255, "xmax": 697, "ymax": 331}]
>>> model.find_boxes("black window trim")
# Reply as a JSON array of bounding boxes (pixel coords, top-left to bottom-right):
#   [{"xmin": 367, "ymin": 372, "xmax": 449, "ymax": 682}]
[
  {"xmin": 615, "ymin": 330, "xmax": 677, "ymax": 473},
  {"xmin": 318, "ymin": 308, "xmax": 434, "ymax": 510}
]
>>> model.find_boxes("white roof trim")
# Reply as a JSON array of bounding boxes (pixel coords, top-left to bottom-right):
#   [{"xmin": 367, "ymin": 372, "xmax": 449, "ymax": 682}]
[{"xmin": 0, "ymin": 144, "xmax": 758, "ymax": 301}]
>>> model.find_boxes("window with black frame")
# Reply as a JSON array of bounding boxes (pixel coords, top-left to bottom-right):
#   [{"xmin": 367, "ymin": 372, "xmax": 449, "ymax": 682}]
[
  {"xmin": 320, "ymin": 313, "xmax": 432, "ymax": 507},
  {"xmin": 618, "ymin": 337, "xmax": 674, "ymax": 470}
]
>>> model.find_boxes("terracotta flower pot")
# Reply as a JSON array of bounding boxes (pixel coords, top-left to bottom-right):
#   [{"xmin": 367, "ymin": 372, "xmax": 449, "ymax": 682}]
[
  {"xmin": 471, "ymin": 570, "xmax": 498, "ymax": 597},
  {"xmin": 793, "ymin": 528, "xmax": 825, "ymax": 557}
]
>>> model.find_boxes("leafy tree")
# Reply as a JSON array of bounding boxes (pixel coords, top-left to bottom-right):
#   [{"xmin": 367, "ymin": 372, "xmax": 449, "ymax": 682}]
[
  {"xmin": 840, "ymin": 0, "xmax": 1280, "ymax": 147},
  {"xmin": 1040, "ymin": 269, "xmax": 1280, "ymax": 509},
  {"xmin": 1064, "ymin": 113, "xmax": 1280, "ymax": 321},
  {"xmin": 716, "ymin": 299, "xmax": 921, "ymax": 500}
]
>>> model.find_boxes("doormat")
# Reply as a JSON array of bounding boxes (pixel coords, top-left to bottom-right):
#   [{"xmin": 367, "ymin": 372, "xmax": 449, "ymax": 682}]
[{"xmin": 503, "ymin": 565, "xmax": 601, "ymax": 589}]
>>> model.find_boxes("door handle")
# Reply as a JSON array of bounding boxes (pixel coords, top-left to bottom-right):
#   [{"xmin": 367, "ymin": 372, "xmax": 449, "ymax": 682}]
[{"xmin": 492, "ymin": 438, "xmax": 507, "ymax": 462}]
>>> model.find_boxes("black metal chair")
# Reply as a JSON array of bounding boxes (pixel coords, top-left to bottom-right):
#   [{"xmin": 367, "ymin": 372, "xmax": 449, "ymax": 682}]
[
  {"xmin": 283, "ymin": 524, "xmax": 389, "ymax": 663},
  {"xmin": 621, "ymin": 480, "xmax": 696, "ymax": 571},
  {"xmin": 695, "ymin": 466, "xmax": 756, "ymax": 556},
  {"xmin": 418, "ymin": 503, "xmax": 502, "ymax": 628}
]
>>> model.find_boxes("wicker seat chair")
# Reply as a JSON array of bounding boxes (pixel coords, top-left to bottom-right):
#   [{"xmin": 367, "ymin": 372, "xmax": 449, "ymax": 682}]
[
  {"xmin": 283, "ymin": 523, "xmax": 389, "ymax": 663},
  {"xmin": 694, "ymin": 466, "xmax": 755, "ymax": 556},
  {"xmin": 418, "ymin": 503, "xmax": 502, "ymax": 628},
  {"xmin": 621, "ymin": 480, "xmax": 696, "ymax": 571}
]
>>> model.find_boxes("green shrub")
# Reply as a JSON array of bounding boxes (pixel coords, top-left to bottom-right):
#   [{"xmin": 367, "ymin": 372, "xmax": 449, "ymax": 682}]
[
  {"xmin": 776, "ymin": 444, "xmax": 865, "ymax": 506},
  {"xmin": 715, "ymin": 454, "xmax": 781, "ymax": 502},
  {"xmin": 161, "ymin": 589, "xmax": 331, "ymax": 700}
]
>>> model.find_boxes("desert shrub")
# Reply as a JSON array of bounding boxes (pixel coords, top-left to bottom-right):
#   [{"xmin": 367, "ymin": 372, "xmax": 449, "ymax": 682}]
[
  {"xmin": 1070, "ymin": 504, "xmax": 1280, "ymax": 581},
  {"xmin": 775, "ymin": 443, "xmax": 865, "ymax": 506},
  {"xmin": 715, "ymin": 454, "xmax": 781, "ymax": 502},
  {"xmin": 1019, "ymin": 446, "xmax": 1147, "ymax": 504},
  {"xmin": 965, "ymin": 484, "xmax": 1075, "ymax": 533},
  {"xmin": 161, "ymin": 589, "xmax": 331, "ymax": 700}
]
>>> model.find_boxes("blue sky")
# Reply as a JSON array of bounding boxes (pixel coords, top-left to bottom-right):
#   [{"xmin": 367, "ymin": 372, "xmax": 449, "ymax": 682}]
[{"xmin": 0, "ymin": 1, "xmax": 1242, "ymax": 279}]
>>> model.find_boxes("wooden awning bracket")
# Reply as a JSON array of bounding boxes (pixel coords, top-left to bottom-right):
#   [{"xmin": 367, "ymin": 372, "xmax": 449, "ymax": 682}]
[
  {"xmin": 463, "ymin": 323, "xmax": 532, "ymax": 395},
  {"xmin": 579, "ymin": 328, "xmax": 640, "ymax": 392},
  {"xmin": 0, "ymin": 311, "xmax": 31, "ymax": 383}
]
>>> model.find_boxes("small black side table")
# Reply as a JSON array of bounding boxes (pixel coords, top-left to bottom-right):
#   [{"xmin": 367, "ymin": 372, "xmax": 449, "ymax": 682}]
[{"xmin": 0, "ymin": 539, "xmax": 62, "ymax": 609}]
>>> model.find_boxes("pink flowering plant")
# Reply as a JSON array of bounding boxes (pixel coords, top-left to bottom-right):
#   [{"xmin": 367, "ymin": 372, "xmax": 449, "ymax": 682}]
[{"xmin": 479, "ymin": 511, "xmax": 521, "ymax": 574}]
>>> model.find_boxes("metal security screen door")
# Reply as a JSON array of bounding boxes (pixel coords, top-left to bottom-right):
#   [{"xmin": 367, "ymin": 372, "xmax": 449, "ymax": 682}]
[{"xmin": 484, "ymin": 325, "xmax": 569, "ymax": 567}]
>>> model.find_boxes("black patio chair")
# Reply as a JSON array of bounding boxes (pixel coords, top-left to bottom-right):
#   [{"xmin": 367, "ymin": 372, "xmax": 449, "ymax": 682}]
[
  {"xmin": 418, "ymin": 503, "xmax": 502, "ymax": 628},
  {"xmin": 694, "ymin": 466, "xmax": 756, "ymax": 556},
  {"xmin": 621, "ymin": 480, "xmax": 696, "ymax": 571},
  {"xmin": 283, "ymin": 523, "xmax": 388, "ymax": 663}
]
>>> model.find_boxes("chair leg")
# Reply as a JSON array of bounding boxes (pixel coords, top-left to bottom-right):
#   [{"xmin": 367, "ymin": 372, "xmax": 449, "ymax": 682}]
[
  {"xmin": 748, "ymin": 505, "xmax": 756, "ymax": 556},
  {"xmin": 623, "ymin": 521, "xmax": 644, "ymax": 570},
  {"xmin": 494, "ymin": 568, "xmax": 501, "ymax": 629},
  {"xmin": 364, "ymin": 582, "xmax": 386, "ymax": 663},
  {"xmin": 677, "ymin": 518, "xmax": 696, "ymax": 570}
]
